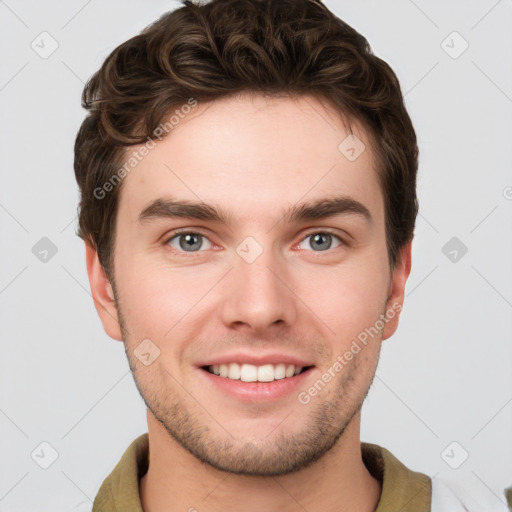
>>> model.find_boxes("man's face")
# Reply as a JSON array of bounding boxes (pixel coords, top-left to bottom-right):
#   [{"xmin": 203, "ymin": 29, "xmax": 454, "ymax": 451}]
[{"xmin": 89, "ymin": 93, "xmax": 410, "ymax": 476}]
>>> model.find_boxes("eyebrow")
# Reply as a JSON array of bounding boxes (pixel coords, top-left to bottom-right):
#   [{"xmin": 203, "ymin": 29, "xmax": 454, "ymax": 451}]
[{"xmin": 137, "ymin": 195, "xmax": 372, "ymax": 226}]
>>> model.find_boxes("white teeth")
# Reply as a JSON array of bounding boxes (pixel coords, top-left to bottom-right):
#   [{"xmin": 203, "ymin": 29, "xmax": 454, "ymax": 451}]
[
  {"xmin": 228, "ymin": 363, "xmax": 241, "ymax": 380},
  {"xmin": 240, "ymin": 364, "xmax": 258, "ymax": 382},
  {"xmin": 208, "ymin": 363, "xmax": 305, "ymax": 382},
  {"xmin": 274, "ymin": 363, "xmax": 286, "ymax": 380},
  {"xmin": 257, "ymin": 364, "xmax": 274, "ymax": 382}
]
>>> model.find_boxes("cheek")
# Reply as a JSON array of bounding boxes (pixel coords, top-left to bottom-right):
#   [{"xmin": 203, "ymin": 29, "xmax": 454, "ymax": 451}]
[
  {"xmin": 116, "ymin": 258, "xmax": 217, "ymax": 337},
  {"xmin": 295, "ymin": 258, "xmax": 389, "ymax": 343}
]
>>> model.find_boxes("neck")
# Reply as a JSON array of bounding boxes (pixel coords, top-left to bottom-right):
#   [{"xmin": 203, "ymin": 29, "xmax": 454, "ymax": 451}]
[{"xmin": 140, "ymin": 410, "xmax": 381, "ymax": 512}]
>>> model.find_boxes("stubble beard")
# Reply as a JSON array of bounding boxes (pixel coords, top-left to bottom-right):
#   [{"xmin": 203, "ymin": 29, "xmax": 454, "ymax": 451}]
[{"xmin": 113, "ymin": 286, "xmax": 381, "ymax": 477}]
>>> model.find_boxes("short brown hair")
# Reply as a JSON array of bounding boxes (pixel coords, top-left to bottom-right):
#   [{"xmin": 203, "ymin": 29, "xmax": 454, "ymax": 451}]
[{"xmin": 74, "ymin": 0, "xmax": 418, "ymax": 277}]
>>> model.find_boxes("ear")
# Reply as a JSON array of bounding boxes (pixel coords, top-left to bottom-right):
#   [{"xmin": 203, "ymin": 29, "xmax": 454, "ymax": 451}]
[
  {"xmin": 85, "ymin": 242, "xmax": 123, "ymax": 341},
  {"xmin": 382, "ymin": 240, "xmax": 412, "ymax": 341}
]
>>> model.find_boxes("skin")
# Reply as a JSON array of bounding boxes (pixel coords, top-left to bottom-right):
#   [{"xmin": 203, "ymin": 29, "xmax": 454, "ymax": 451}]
[{"xmin": 86, "ymin": 92, "xmax": 412, "ymax": 511}]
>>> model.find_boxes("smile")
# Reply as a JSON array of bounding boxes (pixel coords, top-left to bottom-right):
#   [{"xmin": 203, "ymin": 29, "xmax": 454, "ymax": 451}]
[{"xmin": 204, "ymin": 363, "xmax": 312, "ymax": 382}]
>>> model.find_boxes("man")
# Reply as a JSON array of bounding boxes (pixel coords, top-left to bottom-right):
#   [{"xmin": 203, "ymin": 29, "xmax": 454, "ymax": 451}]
[{"xmin": 72, "ymin": 0, "xmax": 507, "ymax": 510}]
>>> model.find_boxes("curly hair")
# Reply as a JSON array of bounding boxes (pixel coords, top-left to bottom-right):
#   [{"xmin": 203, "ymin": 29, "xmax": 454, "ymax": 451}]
[{"xmin": 74, "ymin": 0, "xmax": 418, "ymax": 278}]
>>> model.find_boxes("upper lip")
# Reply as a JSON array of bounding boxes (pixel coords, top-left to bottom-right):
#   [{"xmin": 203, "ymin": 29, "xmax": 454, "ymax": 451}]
[{"xmin": 197, "ymin": 352, "xmax": 314, "ymax": 368}]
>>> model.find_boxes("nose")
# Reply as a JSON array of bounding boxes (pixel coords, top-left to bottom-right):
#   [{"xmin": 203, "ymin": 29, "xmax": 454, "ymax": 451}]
[{"xmin": 218, "ymin": 243, "xmax": 298, "ymax": 335}]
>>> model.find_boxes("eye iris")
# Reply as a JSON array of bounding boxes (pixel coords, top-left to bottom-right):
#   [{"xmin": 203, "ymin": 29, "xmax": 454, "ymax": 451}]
[
  {"xmin": 310, "ymin": 233, "xmax": 332, "ymax": 251},
  {"xmin": 179, "ymin": 233, "xmax": 202, "ymax": 252}
]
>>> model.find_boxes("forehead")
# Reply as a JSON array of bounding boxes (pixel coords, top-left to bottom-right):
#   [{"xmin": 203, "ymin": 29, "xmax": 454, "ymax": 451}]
[{"xmin": 116, "ymin": 93, "xmax": 383, "ymax": 226}]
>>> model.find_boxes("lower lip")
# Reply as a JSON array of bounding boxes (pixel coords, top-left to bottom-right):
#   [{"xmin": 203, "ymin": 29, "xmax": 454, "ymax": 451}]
[{"xmin": 199, "ymin": 367, "xmax": 315, "ymax": 402}]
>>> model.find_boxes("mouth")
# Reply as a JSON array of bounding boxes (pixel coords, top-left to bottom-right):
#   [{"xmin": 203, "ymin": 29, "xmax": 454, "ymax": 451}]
[
  {"xmin": 201, "ymin": 363, "xmax": 315, "ymax": 382},
  {"xmin": 199, "ymin": 363, "xmax": 315, "ymax": 402},
  {"xmin": 196, "ymin": 355, "xmax": 317, "ymax": 402}
]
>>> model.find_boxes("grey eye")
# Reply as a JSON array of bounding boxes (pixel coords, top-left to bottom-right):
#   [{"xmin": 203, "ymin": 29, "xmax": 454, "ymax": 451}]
[
  {"xmin": 168, "ymin": 232, "xmax": 213, "ymax": 252},
  {"xmin": 298, "ymin": 232, "xmax": 342, "ymax": 252}
]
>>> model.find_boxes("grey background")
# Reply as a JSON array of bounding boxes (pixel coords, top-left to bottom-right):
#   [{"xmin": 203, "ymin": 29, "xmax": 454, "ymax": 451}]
[{"xmin": 0, "ymin": 0, "xmax": 511, "ymax": 510}]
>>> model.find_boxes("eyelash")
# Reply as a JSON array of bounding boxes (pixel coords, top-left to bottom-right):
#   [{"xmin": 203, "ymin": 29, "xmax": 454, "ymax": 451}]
[{"xmin": 163, "ymin": 228, "xmax": 346, "ymax": 257}]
